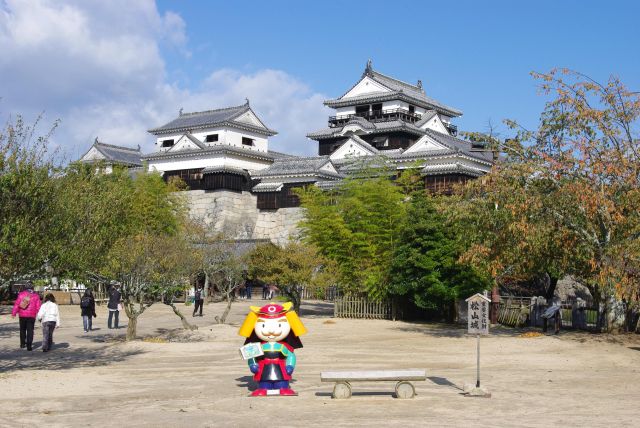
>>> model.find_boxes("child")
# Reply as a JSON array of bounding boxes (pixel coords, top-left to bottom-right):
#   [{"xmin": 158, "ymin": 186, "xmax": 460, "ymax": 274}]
[{"xmin": 37, "ymin": 293, "xmax": 61, "ymax": 352}]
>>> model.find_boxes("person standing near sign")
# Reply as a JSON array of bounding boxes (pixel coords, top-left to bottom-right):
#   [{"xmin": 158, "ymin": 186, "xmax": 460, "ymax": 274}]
[{"xmin": 11, "ymin": 282, "xmax": 42, "ymax": 351}]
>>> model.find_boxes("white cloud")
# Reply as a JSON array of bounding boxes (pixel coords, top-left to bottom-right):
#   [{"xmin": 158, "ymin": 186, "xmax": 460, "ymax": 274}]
[{"xmin": 0, "ymin": 0, "xmax": 327, "ymax": 158}]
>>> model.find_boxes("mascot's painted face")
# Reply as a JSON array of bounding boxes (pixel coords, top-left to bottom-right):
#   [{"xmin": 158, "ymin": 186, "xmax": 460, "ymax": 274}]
[{"xmin": 255, "ymin": 316, "xmax": 291, "ymax": 342}]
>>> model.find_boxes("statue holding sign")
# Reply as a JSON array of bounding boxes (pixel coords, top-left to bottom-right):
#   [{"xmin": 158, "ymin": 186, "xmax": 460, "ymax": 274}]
[{"xmin": 238, "ymin": 302, "xmax": 307, "ymax": 396}]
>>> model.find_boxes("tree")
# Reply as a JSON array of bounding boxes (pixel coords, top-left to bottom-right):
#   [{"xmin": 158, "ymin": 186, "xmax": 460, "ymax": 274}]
[
  {"xmin": 390, "ymin": 192, "xmax": 490, "ymax": 320},
  {"xmin": 103, "ymin": 232, "xmax": 193, "ymax": 340},
  {"xmin": 0, "ymin": 115, "xmax": 59, "ymax": 289},
  {"xmin": 193, "ymin": 231, "xmax": 245, "ymax": 324},
  {"xmin": 456, "ymin": 69, "xmax": 640, "ymax": 331},
  {"xmin": 245, "ymin": 241, "xmax": 337, "ymax": 311},
  {"xmin": 296, "ymin": 164, "xmax": 406, "ymax": 299}
]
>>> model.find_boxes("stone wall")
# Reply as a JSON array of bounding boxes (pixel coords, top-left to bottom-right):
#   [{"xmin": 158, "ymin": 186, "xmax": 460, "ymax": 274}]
[{"xmin": 182, "ymin": 189, "xmax": 303, "ymax": 246}]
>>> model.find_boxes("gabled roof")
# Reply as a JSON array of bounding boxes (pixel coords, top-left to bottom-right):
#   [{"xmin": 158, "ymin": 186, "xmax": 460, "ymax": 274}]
[
  {"xmin": 423, "ymin": 129, "xmax": 494, "ymax": 162},
  {"xmin": 324, "ymin": 61, "xmax": 463, "ymax": 117},
  {"xmin": 184, "ymin": 133, "xmax": 208, "ymax": 150},
  {"xmin": 80, "ymin": 140, "xmax": 142, "ymax": 166},
  {"xmin": 415, "ymin": 110, "xmax": 438, "ymax": 127},
  {"xmin": 252, "ymin": 156, "xmax": 342, "ymax": 180},
  {"xmin": 148, "ymin": 102, "xmax": 277, "ymax": 136}
]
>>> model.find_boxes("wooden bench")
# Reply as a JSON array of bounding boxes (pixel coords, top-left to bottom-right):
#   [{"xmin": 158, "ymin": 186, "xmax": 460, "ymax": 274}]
[{"xmin": 320, "ymin": 369, "xmax": 427, "ymax": 399}]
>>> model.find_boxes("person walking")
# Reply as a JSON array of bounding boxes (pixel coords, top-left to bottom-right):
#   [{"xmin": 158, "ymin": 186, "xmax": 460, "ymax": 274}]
[
  {"xmin": 107, "ymin": 285, "xmax": 122, "ymax": 329},
  {"xmin": 262, "ymin": 283, "xmax": 268, "ymax": 300},
  {"xmin": 246, "ymin": 282, "xmax": 252, "ymax": 300},
  {"xmin": 37, "ymin": 293, "xmax": 60, "ymax": 352},
  {"xmin": 80, "ymin": 289, "xmax": 97, "ymax": 332},
  {"xmin": 192, "ymin": 285, "xmax": 204, "ymax": 317},
  {"xmin": 11, "ymin": 282, "xmax": 42, "ymax": 351}
]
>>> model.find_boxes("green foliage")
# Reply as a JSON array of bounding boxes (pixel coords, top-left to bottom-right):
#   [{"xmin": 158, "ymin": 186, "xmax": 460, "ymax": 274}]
[
  {"xmin": 390, "ymin": 192, "xmax": 489, "ymax": 314},
  {"xmin": 245, "ymin": 241, "xmax": 336, "ymax": 310},
  {"xmin": 296, "ymin": 167, "xmax": 406, "ymax": 299},
  {"xmin": 50, "ymin": 164, "xmax": 187, "ymax": 280},
  {"xmin": 0, "ymin": 115, "xmax": 59, "ymax": 284}
]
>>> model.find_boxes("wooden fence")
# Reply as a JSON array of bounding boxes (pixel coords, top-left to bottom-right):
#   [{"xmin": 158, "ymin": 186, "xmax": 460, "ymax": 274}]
[
  {"xmin": 334, "ymin": 294, "xmax": 393, "ymax": 319},
  {"xmin": 498, "ymin": 295, "xmax": 601, "ymax": 331}
]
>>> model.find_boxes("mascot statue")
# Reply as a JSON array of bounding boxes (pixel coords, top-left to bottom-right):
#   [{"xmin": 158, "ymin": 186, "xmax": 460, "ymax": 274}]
[{"xmin": 238, "ymin": 302, "xmax": 307, "ymax": 396}]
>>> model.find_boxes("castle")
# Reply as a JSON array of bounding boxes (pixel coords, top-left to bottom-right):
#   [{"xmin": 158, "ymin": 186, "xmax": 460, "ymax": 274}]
[{"xmin": 80, "ymin": 62, "xmax": 493, "ymax": 244}]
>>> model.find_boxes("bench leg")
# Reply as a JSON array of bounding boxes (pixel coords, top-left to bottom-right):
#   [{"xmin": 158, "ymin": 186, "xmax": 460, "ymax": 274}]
[
  {"xmin": 332, "ymin": 381, "xmax": 352, "ymax": 399},
  {"xmin": 395, "ymin": 381, "xmax": 415, "ymax": 399}
]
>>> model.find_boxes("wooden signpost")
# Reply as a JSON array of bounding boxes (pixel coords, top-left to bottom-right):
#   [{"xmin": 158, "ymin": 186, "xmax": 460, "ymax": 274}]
[{"xmin": 464, "ymin": 293, "xmax": 491, "ymax": 398}]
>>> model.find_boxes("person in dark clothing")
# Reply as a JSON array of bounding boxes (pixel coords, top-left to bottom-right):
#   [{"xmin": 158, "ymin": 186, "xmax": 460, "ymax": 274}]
[
  {"xmin": 107, "ymin": 285, "xmax": 122, "ymax": 329},
  {"xmin": 80, "ymin": 289, "xmax": 97, "ymax": 332},
  {"xmin": 246, "ymin": 283, "xmax": 252, "ymax": 300},
  {"xmin": 192, "ymin": 285, "xmax": 204, "ymax": 317}
]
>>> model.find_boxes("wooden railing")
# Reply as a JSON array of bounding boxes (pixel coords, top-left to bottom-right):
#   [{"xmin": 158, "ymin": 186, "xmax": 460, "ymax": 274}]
[{"xmin": 329, "ymin": 109, "xmax": 420, "ymax": 127}]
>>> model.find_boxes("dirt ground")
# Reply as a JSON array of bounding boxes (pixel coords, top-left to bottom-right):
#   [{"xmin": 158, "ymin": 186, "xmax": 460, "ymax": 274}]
[{"xmin": 1, "ymin": 300, "xmax": 639, "ymax": 428}]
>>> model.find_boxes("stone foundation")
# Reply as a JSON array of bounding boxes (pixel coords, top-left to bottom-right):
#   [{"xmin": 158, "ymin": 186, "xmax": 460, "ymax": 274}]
[{"xmin": 181, "ymin": 189, "xmax": 303, "ymax": 245}]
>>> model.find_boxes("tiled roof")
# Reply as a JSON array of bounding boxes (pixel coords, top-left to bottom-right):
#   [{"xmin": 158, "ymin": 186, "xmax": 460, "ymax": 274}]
[
  {"xmin": 202, "ymin": 165, "xmax": 250, "ymax": 176},
  {"xmin": 307, "ymin": 119, "xmax": 426, "ymax": 140},
  {"xmin": 82, "ymin": 141, "xmax": 142, "ymax": 166},
  {"xmin": 414, "ymin": 110, "xmax": 438, "ymax": 127},
  {"xmin": 185, "ymin": 133, "xmax": 207, "ymax": 150},
  {"xmin": 423, "ymin": 129, "xmax": 494, "ymax": 162},
  {"xmin": 421, "ymin": 162, "xmax": 486, "ymax": 177},
  {"xmin": 252, "ymin": 182, "xmax": 284, "ymax": 192},
  {"xmin": 148, "ymin": 103, "xmax": 277, "ymax": 136},
  {"xmin": 142, "ymin": 144, "xmax": 277, "ymax": 162},
  {"xmin": 325, "ymin": 64, "xmax": 463, "ymax": 117},
  {"xmin": 252, "ymin": 156, "xmax": 342, "ymax": 180}
]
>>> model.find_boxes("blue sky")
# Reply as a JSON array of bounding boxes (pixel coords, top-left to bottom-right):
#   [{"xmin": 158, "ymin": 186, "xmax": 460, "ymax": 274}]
[{"xmin": 1, "ymin": 0, "xmax": 638, "ymax": 157}]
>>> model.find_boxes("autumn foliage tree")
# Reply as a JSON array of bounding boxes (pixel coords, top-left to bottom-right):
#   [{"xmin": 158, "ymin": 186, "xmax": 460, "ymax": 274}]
[{"xmin": 455, "ymin": 69, "xmax": 640, "ymax": 330}]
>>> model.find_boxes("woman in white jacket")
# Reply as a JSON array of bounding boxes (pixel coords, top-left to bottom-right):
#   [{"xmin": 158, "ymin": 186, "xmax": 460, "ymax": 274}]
[{"xmin": 37, "ymin": 294, "xmax": 61, "ymax": 352}]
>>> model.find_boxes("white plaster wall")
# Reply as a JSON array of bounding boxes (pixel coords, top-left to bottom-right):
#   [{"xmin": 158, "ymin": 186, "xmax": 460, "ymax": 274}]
[
  {"xmin": 182, "ymin": 189, "xmax": 304, "ymax": 246},
  {"xmin": 336, "ymin": 106, "xmax": 356, "ymax": 116},
  {"xmin": 147, "ymin": 153, "xmax": 272, "ymax": 174},
  {"xmin": 156, "ymin": 127, "xmax": 268, "ymax": 152}
]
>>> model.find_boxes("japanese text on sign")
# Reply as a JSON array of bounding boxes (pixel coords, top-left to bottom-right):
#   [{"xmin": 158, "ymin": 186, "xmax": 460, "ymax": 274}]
[{"xmin": 468, "ymin": 298, "xmax": 489, "ymax": 335}]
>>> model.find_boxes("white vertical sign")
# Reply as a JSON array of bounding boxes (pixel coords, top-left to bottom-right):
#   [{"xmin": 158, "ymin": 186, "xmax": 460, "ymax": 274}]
[{"xmin": 466, "ymin": 293, "xmax": 490, "ymax": 335}]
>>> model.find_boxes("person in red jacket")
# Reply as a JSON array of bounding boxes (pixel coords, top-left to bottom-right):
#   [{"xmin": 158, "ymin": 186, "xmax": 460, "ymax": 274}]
[{"xmin": 11, "ymin": 282, "xmax": 42, "ymax": 351}]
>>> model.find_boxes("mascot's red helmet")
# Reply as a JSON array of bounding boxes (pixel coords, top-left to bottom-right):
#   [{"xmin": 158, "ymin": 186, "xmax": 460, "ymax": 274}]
[{"xmin": 238, "ymin": 301, "xmax": 307, "ymax": 338}]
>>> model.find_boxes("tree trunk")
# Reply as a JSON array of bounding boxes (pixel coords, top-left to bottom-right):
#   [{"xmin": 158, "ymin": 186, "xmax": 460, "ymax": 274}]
[
  {"xmin": 126, "ymin": 316, "xmax": 137, "ymax": 341},
  {"xmin": 166, "ymin": 301, "xmax": 198, "ymax": 330},
  {"xmin": 216, "ymin": 295, "xmax": 234, "ymax": 324},
  {"xmin": 545, "ymin": 275, "xmax": 559, "ymax": 300}
]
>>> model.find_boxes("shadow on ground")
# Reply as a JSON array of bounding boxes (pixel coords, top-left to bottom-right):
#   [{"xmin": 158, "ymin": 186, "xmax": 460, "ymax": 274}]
[
  {"xmin": 299, "ymin": 301, "xmax": 334, "ymax": 318},
  {"xmin": 393, "ymin": 322, "xmax": 532, "ymax": 338},
  {"xmin": 0, "ymin": 343, "xmax": 144, "ymax": 373}
]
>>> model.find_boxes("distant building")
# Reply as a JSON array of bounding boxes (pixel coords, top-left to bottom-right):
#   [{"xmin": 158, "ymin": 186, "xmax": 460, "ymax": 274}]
[
  {"xmin": 77, "ymin": 62, "xmax": 494, "ymax": 243},
  {"xmin": 79, "ymin": 138, "xmax": 142, "ymax": 174}
]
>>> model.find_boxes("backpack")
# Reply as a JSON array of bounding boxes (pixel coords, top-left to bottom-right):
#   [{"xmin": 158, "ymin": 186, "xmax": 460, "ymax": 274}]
[
  {"xmin": 195, "ymin": 290, "xmax": 202, "ymax": 300},
  {"xmin": 18, "ymin": 294, "xmax": 31, "ymax": 310},
  {"xmin": 80, "ymin": 296, "xmax": 92, "ymax": 309}
]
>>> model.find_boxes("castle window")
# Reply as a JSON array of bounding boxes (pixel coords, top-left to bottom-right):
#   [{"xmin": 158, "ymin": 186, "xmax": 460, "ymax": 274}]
[
  {"xmin": 408, "ymin": 105, "xmax": 415, "ymax": 114},
  {"xmin": 206, "ymin": 134, "xmax": 218, "ymax": 143},
  {"xmin": 161, "ymin": 139, "xmax": 174, "ymax": 148},
  {"xmin": 242, "ymin": 137, "xmax": 254, "ymax": 146}
]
